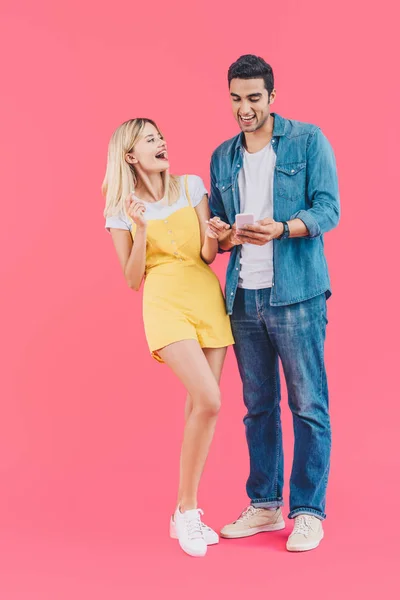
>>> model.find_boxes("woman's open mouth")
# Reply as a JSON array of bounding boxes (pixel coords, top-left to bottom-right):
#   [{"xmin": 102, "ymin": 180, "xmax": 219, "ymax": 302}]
[{"xmin": 155, "ymin": 151, "xmax": 168, "ymax": 161}]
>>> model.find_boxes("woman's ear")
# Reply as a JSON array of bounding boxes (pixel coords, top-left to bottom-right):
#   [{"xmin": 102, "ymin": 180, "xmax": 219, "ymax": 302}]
[{"xmin": 125, "ymin": 153, "xmax": 138, "ymax": 165}]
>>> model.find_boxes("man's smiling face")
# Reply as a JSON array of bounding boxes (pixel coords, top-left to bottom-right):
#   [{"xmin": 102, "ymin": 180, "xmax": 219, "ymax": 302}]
[{"xmin": 230, "ymin": 77, "xmax": 275, "ymax": 133}]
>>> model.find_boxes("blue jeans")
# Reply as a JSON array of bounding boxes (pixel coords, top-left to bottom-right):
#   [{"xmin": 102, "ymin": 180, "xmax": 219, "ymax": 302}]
[{"xmin": 231, "ymin": 288, "xmax": 331, "ymax": 520}]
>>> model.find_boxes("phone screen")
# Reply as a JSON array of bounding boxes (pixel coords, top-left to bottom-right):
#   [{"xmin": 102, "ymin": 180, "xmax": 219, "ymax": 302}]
[{"xmin": 236, "ymin": 213, "xmax": 255, "ymax": 228}]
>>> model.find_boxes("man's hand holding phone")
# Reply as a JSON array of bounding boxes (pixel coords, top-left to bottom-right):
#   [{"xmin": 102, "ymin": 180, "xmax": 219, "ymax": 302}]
[
  {"xmin": 236, "ymin": 216, "xmax": 284, "ymax": 246},
  {"xmin": 206, "ymin": 212, "xmax": 283, "ymax": 250}
]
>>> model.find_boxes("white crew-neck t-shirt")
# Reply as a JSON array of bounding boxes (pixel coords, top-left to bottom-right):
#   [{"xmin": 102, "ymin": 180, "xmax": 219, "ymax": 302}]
[
  {"xmin": 237, "ymin": 142, "xmax": 276, "ymax": 289},
  {"xmin": 105, "ymin": 175, "xmax": 207, "ymax": 232}
]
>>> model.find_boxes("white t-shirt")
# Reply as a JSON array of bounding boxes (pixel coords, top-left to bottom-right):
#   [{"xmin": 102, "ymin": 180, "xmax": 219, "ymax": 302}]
[
  {"xmin": 105, "ymin": 175, "xmax": 207, "ymax": 231},
  {"xmin": 238, "ymin": 143, "xmax": 276, "ymax": 289}
]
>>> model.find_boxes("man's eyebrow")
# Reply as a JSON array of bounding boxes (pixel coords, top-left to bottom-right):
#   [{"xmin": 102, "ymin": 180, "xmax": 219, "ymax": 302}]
[{"xmin": 230, "ymin": 92, "xmax": 263, "ymax": 99}]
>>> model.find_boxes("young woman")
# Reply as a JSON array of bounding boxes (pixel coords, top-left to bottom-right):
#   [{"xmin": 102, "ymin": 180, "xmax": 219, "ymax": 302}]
[{"xmin": 102, "ymin": 118, "xmax": 234, "ymax": 557}]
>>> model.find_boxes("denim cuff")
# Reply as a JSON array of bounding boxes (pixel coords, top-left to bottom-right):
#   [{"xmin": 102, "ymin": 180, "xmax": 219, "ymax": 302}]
[
  {"xmin": 251, "ymin": 498, "xmax": 284, "ymax": 509},
  {"xmin": 290, "ymin": 209, "xmax": 321, "ymax": 238},
  {"xmin": 288, "ymin": 507, "xmax": 326, "ymax": 521}
]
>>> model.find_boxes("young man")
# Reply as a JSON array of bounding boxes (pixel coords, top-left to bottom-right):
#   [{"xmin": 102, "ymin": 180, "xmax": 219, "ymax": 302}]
[{"xmin": 208, "ymin": 55, "xmax": 340, "ymax": 552}]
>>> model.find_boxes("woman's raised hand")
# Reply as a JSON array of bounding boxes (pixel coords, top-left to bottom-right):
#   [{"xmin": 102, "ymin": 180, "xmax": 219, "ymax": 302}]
[{"xmin": 125, "ymin": 193, "xmax": 147, "ymax": 228}]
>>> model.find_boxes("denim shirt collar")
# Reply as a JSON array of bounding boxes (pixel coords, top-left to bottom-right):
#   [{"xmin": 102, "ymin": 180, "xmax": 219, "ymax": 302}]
[{"xmin": 233, "ymin": 113, "xmax": 286, "ymax": 154}]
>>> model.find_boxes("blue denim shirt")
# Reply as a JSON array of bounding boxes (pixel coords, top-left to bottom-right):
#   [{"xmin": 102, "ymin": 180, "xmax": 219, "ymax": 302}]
[{"xmin": 209, "ymin": 113, "xmax": 340, "ymax": 314}]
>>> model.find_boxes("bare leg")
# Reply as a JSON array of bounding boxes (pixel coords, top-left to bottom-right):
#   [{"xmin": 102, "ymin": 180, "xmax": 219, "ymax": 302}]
[
  {"xmin": 157, "ymin": 341, "xmax": 227, "ymax": 512},
  {"xmin": 178, "ymin": 347, "xmax": 227, "ymax": 506},
  {"xmin": 183, "ymin": 346, "xmax": 227, "ymax": 421}
]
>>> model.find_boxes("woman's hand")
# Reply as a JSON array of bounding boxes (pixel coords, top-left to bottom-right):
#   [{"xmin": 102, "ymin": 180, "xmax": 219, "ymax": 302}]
[
  {"xmin": 205, "ymin": 216, "xmax": 230, "ymax": 240},
  {"xmin": 125, "ymin": 193, "xmax": 147, "ymax": 229}
]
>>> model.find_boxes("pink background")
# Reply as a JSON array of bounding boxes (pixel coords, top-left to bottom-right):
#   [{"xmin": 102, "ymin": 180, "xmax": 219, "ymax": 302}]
[{"xmin": 1, "ymin": 0, "xmax": 399, "ymax": 598}]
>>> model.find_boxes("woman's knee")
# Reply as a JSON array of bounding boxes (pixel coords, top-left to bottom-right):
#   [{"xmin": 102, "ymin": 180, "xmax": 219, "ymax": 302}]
[{"xmin": 193, "ymin": 386, "xmax": 221, "ymax": 418}]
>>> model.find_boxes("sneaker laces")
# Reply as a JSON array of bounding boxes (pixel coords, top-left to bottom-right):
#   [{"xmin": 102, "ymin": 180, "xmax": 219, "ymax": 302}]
[
  {"xmin": 292, "ymin": 515, "xmax": 314, "ymax": 537},
  {"xmin": 184, "ymin": 509, "xmax": 204, "ymax": 540},
  {"xmin": 236, "ymin": 505, "xmax": 262, "ymax": 523}
]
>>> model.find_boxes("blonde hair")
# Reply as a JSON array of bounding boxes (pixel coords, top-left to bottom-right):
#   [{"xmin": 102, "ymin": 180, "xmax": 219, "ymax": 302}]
[{"xmin": 102, "ymin": 118, "xmax": 181, "ymax": 217}]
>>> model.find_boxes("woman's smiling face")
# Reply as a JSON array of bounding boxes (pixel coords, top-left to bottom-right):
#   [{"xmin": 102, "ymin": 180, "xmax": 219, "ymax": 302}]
[{"xmin": 126, "ymin": 122, "xmax": 169, "ymax": 173}]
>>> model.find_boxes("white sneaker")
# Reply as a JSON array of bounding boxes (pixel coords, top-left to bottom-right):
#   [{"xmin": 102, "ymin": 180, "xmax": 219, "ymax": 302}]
[
  {"xmin": 170, "ymin": 515, "xmax": 219, "ymax": 545},
  {"xmin": 172, "ymin": 507, "xmax": 207, "ymax": 557},
  {"xmin": 286, "ymin": 515, "xmax": 324, "ymax": 552}
]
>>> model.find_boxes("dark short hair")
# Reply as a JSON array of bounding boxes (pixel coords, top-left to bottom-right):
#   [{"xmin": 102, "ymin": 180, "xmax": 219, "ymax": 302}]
[{"xmin": 228, "ymin": 55, "xmax": 274, "ymax": 95}]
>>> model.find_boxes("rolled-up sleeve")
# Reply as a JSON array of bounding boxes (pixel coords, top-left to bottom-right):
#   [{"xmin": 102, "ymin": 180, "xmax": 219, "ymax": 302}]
[{"xmin": 291, "ymin": 129, "xmax": 340, "ymax": 238}]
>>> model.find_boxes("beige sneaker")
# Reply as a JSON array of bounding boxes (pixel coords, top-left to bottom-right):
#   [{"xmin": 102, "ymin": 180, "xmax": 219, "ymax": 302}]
[
  {"xmin": 286, "ymin": 515, "xmax": 324, "ymax": 552},
  {"xmin": 220, "ymin": 506, "xmax": 285, "ymax": 539}
]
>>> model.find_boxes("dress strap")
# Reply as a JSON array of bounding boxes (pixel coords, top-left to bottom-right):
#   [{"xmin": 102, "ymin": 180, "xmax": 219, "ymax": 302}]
[{"xmin": 184, "ymin": 175, "xmax": 192, "ymax": 207}]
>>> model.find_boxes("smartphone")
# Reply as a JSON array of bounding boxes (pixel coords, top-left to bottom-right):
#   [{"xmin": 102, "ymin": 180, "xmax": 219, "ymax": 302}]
[{"xmin": 235, "ymin": 213, "xmax": 255, "ymax": 228}]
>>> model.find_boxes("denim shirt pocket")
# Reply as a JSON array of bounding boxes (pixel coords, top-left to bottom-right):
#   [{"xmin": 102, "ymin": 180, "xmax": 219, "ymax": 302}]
[{"xmin": 275, "ymin": 162, "xmax": 306, "ymax": 202}]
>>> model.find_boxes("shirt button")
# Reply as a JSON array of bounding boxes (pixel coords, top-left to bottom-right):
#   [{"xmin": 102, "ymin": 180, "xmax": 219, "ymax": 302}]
[
  {"xmin": 237, "ymin": 164, "xmax": 240, "ymax": 167},
  {"xmin": 291, "ymin": 169, "xmax": 295, "ymax": 173},
  {"xmin": 164, "ymin": 219, "xmax": 168, "ymax": 224},
  {"xmin": 171, "ymin": 240, "xmax": 176, "ymax": 244},
  {"xmin": 236, "ymin": 267, "xmax": 239, "ymax": 271},
  {"xmin": 231, "ymin": 292, "xmax": 234, "ymax": 296},
  {"xmin": 168, "ymin": 229, "xmax": 172, "ymax": 234},
  {"xmin": 271, "ymin": 139, "xmax": 275, "ymax": 144},
  {"xmin": 222, "ymin": 186, "xmax": 225, "ymax": 190},
  {"xmin": 174, "ymin": 252, "xmax": 179, "ymax": 256}
]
